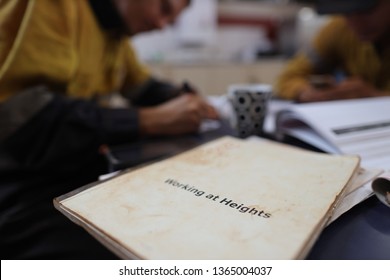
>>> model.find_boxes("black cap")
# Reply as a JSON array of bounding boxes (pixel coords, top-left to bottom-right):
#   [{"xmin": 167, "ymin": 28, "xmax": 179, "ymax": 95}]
[{"xmin": 316, "ymin": 0, "xmax": 379, "ymax": 15}]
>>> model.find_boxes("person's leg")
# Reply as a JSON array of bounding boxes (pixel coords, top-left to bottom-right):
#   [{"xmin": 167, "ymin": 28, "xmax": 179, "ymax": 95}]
[{"xmin": 0, "ymin": 150, "xmax": 118, "ymax": 260}]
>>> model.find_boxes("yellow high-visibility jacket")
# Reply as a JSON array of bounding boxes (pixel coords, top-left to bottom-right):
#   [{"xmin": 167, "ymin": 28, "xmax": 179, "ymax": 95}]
[
  {"xmin": 0, "ymin": 0, "xmax": 149, "ymax": 102},
  {"xmin": 0, "ymin": 0, "xmax": 173, "ymax": 168}
]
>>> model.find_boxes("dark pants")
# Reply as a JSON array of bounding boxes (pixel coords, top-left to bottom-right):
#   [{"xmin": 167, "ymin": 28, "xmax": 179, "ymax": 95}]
[{"xmin": 0, "ymin": 146, "xmax": 119, "ymax": 260}]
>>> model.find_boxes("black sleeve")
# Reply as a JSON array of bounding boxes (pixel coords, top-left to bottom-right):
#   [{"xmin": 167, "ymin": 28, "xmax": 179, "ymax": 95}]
[
  {"xmin": 129, "ymin": 78, "xmax": 182, "ymax": 107},
  {"xmin": 3, "ymin": 94, "xmax": 140, "ymax": 171}
]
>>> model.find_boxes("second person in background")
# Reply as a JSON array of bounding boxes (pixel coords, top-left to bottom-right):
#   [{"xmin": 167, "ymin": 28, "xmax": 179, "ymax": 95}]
[{"xmin": 275, "ymin": 0, "xmax": 390, "ymax": 102}]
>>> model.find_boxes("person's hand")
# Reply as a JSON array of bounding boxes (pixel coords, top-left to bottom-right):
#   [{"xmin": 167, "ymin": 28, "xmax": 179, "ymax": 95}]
[
  {"xmin": 298, "ymin": 78, "xmax": 386, "ymax": 103},
  {"xmin": 138, "ymin": 94, "xmax": 219, "ymax": 136}
]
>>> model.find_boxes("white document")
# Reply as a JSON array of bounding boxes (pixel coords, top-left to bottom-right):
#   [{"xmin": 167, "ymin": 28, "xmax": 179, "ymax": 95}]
[{"xmin": 275, "ymin": 97, "xmax": 390, "ymax": 170}]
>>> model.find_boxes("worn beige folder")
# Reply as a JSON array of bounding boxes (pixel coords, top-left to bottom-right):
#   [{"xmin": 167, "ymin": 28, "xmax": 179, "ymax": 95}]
[{"xmin": 54, "ymin": 136, "xmax": 360, "ymax": 259}]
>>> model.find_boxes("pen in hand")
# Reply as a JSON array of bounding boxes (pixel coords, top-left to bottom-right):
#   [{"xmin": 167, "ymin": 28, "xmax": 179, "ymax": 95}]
[
  {"xmin": 180, "ymin": 80, "xmax": 197, "ymax": 95},
  {"xmin": 179, "ymin": 80, "xmax": 219, "ymax": 120}
]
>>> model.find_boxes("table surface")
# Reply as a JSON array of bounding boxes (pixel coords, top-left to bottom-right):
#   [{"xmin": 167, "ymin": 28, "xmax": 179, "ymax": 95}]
[
  {"xmin": 108, "ymin": 120, "xmax": 390, "ymax": 260},
  {"xmin": 308, "ymin": 195, "xmax": 390, "ymax": 260}
]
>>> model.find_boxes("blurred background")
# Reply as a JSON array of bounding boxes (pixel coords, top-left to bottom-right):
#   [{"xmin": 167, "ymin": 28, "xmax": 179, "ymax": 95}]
[{"xmin": 132, "ymin": 0, "xmax": 329, "ymax": 95}]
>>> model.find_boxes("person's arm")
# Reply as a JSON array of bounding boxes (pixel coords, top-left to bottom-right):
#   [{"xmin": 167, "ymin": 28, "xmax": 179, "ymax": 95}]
[
  {"xmin": 274, "ymin": 54, "xmax": 314, "ymax": 100},
  {"xmin": 298, "ymin": 78, "xmax": 390, "ymax": 102},
  {"xmin": 119, "ymin": 43, "xmax": 218, "ymax": 136},
  {"xmin": 2, "ymin": 87, "xmax": 141, "ymax": 170},
  {"xmin": 137, "ymin": 93, "xmax": 218, "ymax": 136}
]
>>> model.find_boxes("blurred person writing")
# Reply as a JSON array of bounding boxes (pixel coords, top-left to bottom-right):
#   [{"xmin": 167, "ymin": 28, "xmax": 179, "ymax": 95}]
[
  {"xmin": 0, "ymin": 0, "xmax": 218, "ymax": 173},
  {"xmin": 0, "ymin": 0, "xmax": 217, "ymax": 259},
  {"xmin": 275, "ymin": 0, "xmax": 390, "ymax": 103}
]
